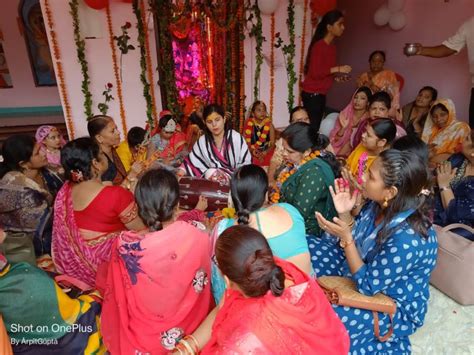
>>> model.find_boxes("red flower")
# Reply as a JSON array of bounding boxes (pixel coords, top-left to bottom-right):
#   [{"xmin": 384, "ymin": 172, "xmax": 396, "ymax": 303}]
[
  {"xmin": 107, "ymin": 82, "xmax": 113, "ymax": 88},
  {"xmin": 275, "ymin": 32, "xmax": 281, "ymax": 37},
  {"xmin": 125, "ymin": 21, "xmax": 132, "ymax": 29}
]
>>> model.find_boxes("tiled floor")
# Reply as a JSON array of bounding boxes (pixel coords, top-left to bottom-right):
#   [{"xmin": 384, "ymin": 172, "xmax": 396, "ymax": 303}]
[{"xmin": 410, "ymin": 286, "xmax": 474, "ymax": 355}]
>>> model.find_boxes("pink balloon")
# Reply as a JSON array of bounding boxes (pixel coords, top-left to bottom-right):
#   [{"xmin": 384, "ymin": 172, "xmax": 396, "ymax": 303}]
[
  {"xmin": 373, "ymin": 5, "xmax": 390, "ymax": 27},
  {"xmin": 389, "ymin": 11, "xmax": 406, "ymax": 31}
]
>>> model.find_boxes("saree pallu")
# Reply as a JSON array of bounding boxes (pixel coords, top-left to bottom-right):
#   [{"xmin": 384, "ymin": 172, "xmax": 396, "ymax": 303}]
[
  {"xmin": 421, "ymin": 98, "xmax": 470, "ymax": 156},
  {"xmin": 98, "ymin": 221, "xmax": 212, "ymax": 354},
  {"xmin": 202, "ymin": 258, "xmax": 349, "ymax": 355},
  {"xmin": 52, "ymin": 183, "xmax": 134, "ymax": 287},
  {"xmin": 0, "ymin": 255, "xmax": 105, "ymax": 354},
  {"xmin": 0, "ymin": 315, "xmax": 12, "ymax": 355},
  {"xmin": 357, "ymin": 69, "xmax": 401, "ymax": 116}
]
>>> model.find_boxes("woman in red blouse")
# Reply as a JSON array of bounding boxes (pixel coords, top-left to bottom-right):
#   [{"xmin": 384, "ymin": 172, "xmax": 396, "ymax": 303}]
[{"xmin": 302, "ymin": 9, "xmax": 352, "ymax": 132}]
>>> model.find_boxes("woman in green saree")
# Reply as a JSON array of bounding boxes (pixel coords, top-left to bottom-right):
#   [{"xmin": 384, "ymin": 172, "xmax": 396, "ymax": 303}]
[{"xmin": 270, "ymin": 122, "xmax": 341, "ymax": 236}]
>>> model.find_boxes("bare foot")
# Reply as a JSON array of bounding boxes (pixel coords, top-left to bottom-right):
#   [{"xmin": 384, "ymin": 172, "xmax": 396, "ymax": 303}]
[{"xmin": 195, "ymin": 195, "xmax": 208, "ymax": 211}]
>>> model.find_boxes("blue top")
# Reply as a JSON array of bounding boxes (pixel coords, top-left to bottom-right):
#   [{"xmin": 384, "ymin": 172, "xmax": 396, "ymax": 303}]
[{"xmin": 211, "ymin": 202, "xmax": 311, "ymax": 303}]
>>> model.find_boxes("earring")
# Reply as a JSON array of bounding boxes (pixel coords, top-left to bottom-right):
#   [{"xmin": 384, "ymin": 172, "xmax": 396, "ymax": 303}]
[{"xmin": 383, "ymin": 197, "xmax": 389, "ymax": 208}]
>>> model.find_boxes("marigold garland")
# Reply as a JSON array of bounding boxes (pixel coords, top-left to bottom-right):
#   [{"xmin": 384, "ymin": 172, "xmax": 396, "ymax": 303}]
[
  {"xmin": 285, "ymin": 0, "xmax": 297, "ymax": 111},
  {"xmin": 44, "ymin": 0, "xmax": 75, "ymax": 138},
  {"xmin": 106, "ymin": 3, "xmax": 127, "ymax": 134},
  {"xmin": 69, "ymin": 0, "xmax": 93, "ymax": 119},
  {"xmin": 269, "ymin": 13, "xmax": 275, "ymax": 117},
  {"xmin": 269, "ymin": 150, "xmax": 321, "ymax": 203},
  {"xmin": 298, "ymin": 0, "xmax": 309, "ymax": 105},
  {"xmin": 238, "ymin": 2, "xmax": 246, "ymax": 132},
  {"xmin": 243, "ymin": 117, "xmax": 271, "ymax": 151},
  {"xmin": 139, "ymin": 0, "xmax": 158, "ymax": 123}
]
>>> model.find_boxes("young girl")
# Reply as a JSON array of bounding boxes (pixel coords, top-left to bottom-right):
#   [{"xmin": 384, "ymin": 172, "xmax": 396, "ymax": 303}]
[
  {"xmin": 35, "ymin": 125, "xmax": 66, "ymax": 174},
  {"xmin": 243, "ymin": 101, "xmax": 275, "ymax": 167},
  {"xmin": 346, "ymin": 118, "xmax": 397, "ymax": 181}
]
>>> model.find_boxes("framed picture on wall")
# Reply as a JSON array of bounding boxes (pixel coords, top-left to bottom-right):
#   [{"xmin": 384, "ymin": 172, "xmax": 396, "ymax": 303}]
[
  {"xmin": 19, "ymin": 0, "xmax": 56, "ymax": 86},
  {"xmin": 0, "ymin": 29, "xmax": 13, "ymax": 88}
]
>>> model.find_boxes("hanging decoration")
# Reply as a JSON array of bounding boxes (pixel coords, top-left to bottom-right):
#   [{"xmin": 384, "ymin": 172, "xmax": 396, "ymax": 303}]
[
  {"xmin": 97, "ymin": 82, "xmax": 115, "ymax": 115},
  {"xmin": 298, "ymin": 0, "xmax": 309, "ymax": 104},
  {"xmin": 133, "ymin": 0, "xmax": 155, "ymax": 128},
  {"xmin": 269, "ymin": 12, "xmax": 275, "ymax": 117},
  {"xmin": 246, "ymin": 2, "xmax": 264, "ymax": 100},
  {"xmin": 310, "ymin": 0, "xmax": 336, "ymax": 25},
  {"xmin": 275, "ymin": 0, "xmax": 297, "ymax": 111},
  {"xmin": 84, "ymin": 0, "xmax": 108, "ymax": 10},
  {"xmin": 139, "ymin": 0, "xmax": 158, "ymax": 124},
  {"xmin": 204, "ymin": 0, "xmax": 239, "ymax": 33},
  {"xmin": 70, "ymin": 0, "xmax": 94, "ymax": 120},
  {"xmin": 105, "ymin": 4, "xmax": 127, "ymax": 133},
  {"xmin": 113, "ymin": 21, "xmax": 135, "ymax": 82},
  {"xmin": 373, "ymin": 0, "xmax": 407, "ymax": 31},
  {"xmin": 44, "ymin": 0, "xmax": 75, "ymax": 138},
  {"xmin": 258, "ymin": 0, "xmax": 280, "ymax": 16}
]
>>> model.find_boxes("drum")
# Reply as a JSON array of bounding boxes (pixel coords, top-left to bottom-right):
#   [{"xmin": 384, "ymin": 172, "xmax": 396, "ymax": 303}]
[{"xmin": 179, "ymin": 177, "xmax": 230, "ymax": 211}]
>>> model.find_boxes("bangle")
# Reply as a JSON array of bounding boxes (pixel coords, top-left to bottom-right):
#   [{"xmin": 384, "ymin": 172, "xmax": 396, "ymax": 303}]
[
  {"xmin": 179, "ymin": 339, "xmax": 196, "ymax": 355},
  {"xmin": 340, "ymin": 238, "xmax": 355, "ymax": 249},
  {"xmin": 184, "ymin": 335, "xmax": 200, "ymax": 352},
  {"xmin": 439, "ymin": 186, "xmax": 451, "ymax": 192}
]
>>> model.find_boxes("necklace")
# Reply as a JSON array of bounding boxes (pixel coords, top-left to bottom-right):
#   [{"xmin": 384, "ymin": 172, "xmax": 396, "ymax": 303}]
[{"xmin": 269, "ymin": 150, "xmax": 320, "ymax": 203}]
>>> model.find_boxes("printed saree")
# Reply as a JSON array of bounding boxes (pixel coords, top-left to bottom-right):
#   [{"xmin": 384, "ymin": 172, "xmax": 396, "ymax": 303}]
[
  {"xmin": 98, "ymin": 221, "xmax": 212, "ymax": 354},
  {"xmin": 0, "ymin": 254, "xmax": 105, "ymax": 354},
  {"xmin": 202, "ymin": 257, "xmax": 349, "ymax": 355},
  {"xmin": 52, "ymin": 182, "xmax": 137, "ymax": 287}
]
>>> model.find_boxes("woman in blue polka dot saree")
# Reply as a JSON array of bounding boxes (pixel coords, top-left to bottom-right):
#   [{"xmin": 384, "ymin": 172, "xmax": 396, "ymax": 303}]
[{"xmin": 310, "ymin": 150, "xmax": 437, "ymax": 354}]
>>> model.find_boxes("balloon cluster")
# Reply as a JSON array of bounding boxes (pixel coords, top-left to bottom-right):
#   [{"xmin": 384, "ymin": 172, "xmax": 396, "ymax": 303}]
[
  {"xmin": 373, "ymin": 0, "xmax": 406, "ymax": 31},
  {"xmin": 83, "ymin": 0, "xmax": 132, "ymax": 10}
]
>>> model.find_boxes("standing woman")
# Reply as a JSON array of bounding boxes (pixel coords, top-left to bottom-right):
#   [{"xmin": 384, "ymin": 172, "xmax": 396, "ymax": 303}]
[{"xmin": 301, "ymin": 10, "xmax": 352, "ymax": 132}]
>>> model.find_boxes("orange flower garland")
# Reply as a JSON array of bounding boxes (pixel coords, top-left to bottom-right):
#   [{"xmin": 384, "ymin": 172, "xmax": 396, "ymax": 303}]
[
  {"xmin": 269, "ymin": 150, "xmax": 321, "ymax": 203},
  {"xmin": 106, "ymin": 3, "xmax": 127, "ymax": 134},
  {"xmin": 270, "ymin": 13, "xmax": 275, "ymax": 117},
  {"xmin": 298, "ymin": 0, "xmax": 309, "ymax": 105},
  {"xmin": 139, "ymin": 0, "xmax": 158, "ymax": 123},
  {"xmin": 44, "ymin": 0, "xmax": 75, "ymax": 138},
  {"xmin": 244, "ymin": 118, "xmax": 272, "ymax": 151},
  {"xmin": 238, "ymin": 2, "xmax": 246, "ymax": 131}
]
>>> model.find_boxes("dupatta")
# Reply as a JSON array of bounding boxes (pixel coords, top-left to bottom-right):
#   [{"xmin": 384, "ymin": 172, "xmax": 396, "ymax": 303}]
[
  {"xmin": 52, "ymin": 183, "xmax": 117, "ymax": 288},
  {"xmin": 98, "ymin": 221, "xmax": 212, "ymax": 354},
  {"xmin": 202, "ymin": 258, "xmax": 349, "ymax": 355},
  {"xmin": 421, "ymin": 98, "xmax": 470, "ymax": 156}
]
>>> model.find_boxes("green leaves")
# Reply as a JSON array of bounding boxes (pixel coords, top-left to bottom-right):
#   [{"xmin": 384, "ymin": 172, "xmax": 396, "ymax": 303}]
[{"xmin": 114, "ymin": 23, "xmax": 136, "ymax": 55}]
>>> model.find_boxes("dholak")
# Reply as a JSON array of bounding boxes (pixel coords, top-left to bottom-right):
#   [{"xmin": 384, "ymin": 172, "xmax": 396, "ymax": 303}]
[{"xmin": 179, "ymin": 177, "xmax": 230, "ymax": 211}]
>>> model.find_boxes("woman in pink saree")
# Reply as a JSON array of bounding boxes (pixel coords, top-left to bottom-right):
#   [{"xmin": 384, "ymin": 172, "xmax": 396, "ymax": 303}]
[
  {"xmin": 174, "ymin": 225, "xmax": 349, "ymax": 355},
  {"xmin": 52, "ymin": 138, "xmax": 145, "ymax": 288},
  {"xmin": 98, "ymin": 168, "xmax": 212, "ymax": 354}
]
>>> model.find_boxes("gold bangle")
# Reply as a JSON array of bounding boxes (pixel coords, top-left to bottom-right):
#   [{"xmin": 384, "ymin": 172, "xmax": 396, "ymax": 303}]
[
  {"xmin": 179, "ymin": 339, "xmax": 196, "ymax": 355},
  {"xmin": 340, "ymin": 238, "xmax": 355, "ymax": 249},
  {"xmin": 184, "ymin": 335, "xmax": 200, "ymax": 353}
]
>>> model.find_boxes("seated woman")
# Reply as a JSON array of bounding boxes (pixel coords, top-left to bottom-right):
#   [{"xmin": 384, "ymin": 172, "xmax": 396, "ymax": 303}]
[
  {"xmin": 116, "ymin": 126, "xmax": 147, "ymax": 173},
  {"xmin": 0, "ymin": 135, "xmax": 62, "ymax": 259},
  {"xmin": 270, "ymin": 122, "xmax": 340, "ymax": 236},
  {"xmin": 268, "ymin": 106, "xmax": 310, "ymax": 184},
  {"xmin": 434, "ymin": 130, "xmax": 474, "ymax": 240},
  {"xmin": 211, "ymin": 164, "xmax": 313, "ymax": 303},
  {"xmin": 98, "ymin": 168, "xmax": 212, "ymax": 354},
  {"xmin": 402, "ymin": 86, "xmax": 438, "ymax": 136},
  {"xmin": 312, "ymin": 150, "xmax": 437, "ymax": 354},
  {"xmin": 186, "ymin": 97, "xmax": 206, "ymax": 149},
  {"xmin": 352, "ymin": 91, "xmax": 405, "ymax": 149},
  {"xmin": 357, "ymin": 50, "xmax": 400, "ymax": 117},
  {"xmin": 329, "ymin": 86, "xmax": 371, "ymax": 157},
  {"xmin": 88, "ymin": 115, "xmax": 142, "ymax": 187},
  {"xmin": 421, "ymin": 98, "xmax": 470, "ymax": 166},
  {"xmin": 181, "ymin": 104, "xmax": 251, "ymax": 183},
  {"xmin": 346, "ymin": 118, "xmax": 397, "ymax": 181},
  {"xmin": 52, "ymin": 138, "xmax": 145, "ymax": 287},
  {"xmin": 0, "ymin": 244, "xmax": 105, "ymax": 354},
  {"xmin": 147, "ymin": 112, "xmax": 187, "ymax": 168},
  {"xmin": 243, "ymin": 101, "xmax": 275, "ymax": 166},
  {"xmin": 182, "ymin": 225, "xmax": 349, "ymax": 354}
]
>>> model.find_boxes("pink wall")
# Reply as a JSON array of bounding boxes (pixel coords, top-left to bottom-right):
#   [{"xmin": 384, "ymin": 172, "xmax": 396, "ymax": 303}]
[
  {"xmin": 0, "ymin": 0, "xmax": 61, "ymax": 107},
  {"xmin": 328, "ymin": 0, "xmax": 473, "ymax": 121},
  {"xmin": 40, "ymin": 0, "xmax": 163, "ymax": 138}
]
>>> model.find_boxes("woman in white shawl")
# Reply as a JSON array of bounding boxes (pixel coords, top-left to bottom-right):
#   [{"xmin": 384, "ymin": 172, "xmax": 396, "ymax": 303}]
[{"xmin": 181, "ymin": 104, "xmax": 251, "ymax": 184}]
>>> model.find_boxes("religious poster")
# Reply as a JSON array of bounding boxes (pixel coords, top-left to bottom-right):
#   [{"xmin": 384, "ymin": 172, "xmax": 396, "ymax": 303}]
[
  {"xmin": 20, "ymin": 0, "xmax": 56, "ymax": 86},
  {"xmin": 0, "ymin": 28, "xmax": 13, "ymax": 88}
]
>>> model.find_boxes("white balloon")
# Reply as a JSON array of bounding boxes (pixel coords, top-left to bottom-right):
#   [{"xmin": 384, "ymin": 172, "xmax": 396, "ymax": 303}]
[
  {"xmin": 388, "ymin": 0, "xmax": 405, "ymax": 13},
  {"xmin": 294, "ymin": 0, "xmax": 305, "ymax": 4},
  {"xmin": 258, "ymin": 0, "xmax": 280, "ymax": 15},
  {"xmin": 373, "ymin": 5, "xmax": 390, "ymax": 27},
  {"xmin": 389, "ymin": 11, "xmax": 406, "ymax": 31}
]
